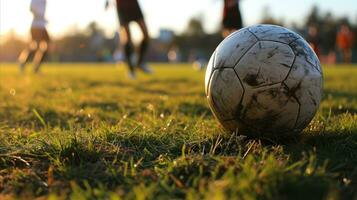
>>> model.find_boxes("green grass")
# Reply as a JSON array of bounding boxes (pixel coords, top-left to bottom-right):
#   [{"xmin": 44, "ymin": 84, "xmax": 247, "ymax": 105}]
[{"xmin": 0, "ymin": 63, "xmax": 356, "ymax": 200}]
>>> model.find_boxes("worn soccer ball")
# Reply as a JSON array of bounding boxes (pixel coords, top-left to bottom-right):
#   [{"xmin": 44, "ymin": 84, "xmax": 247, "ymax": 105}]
[{"xmin": 205, "ymin": 24, "xmax": 323, "ymax": 137}]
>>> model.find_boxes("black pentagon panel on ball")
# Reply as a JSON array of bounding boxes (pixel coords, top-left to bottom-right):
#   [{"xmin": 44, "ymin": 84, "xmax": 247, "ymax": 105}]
[
  {"xmin": 234, "ymin": 41, "xmax": 295, "ymax": 88},
  {"xmin": 207, "ymin": 68, "xmax": 244, "ymax": 121},
  {"xmin": 214, "ymin": 28, "xmax": 258, "ymax": 69},
  {"xmin": 248, "ymin": 24, "xmax": 302, "ymax": 44}
]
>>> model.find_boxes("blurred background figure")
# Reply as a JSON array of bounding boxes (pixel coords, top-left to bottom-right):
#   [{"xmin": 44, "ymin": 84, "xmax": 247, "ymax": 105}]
[
  {"xmin": 18, "ymin": 0, "xmax": 50, "ymax": 73},
  {"xmin": 336, "ymin": 24, "xmax": 355, "ymax": 63},
  {"xmin": 1, "ymin": 1, "xmax": 356, "ymax": 65},
  {"xmin": 188, "ymin": 49, "xmax": 207, "ymax": 71},
  {"xmin": 167, "ymin": 46, "xmax": 182, "ymax": 63},
  {"xmin": 307, "ymin": 24, "xmax": 321, "ymax": 58},
  {"xmin": 222, "ymin": 0, "xmax": 243, "ymax": 38},
  {"xmin": 106, "ymin": 0, "xmax": 152, "ymax": 79}
]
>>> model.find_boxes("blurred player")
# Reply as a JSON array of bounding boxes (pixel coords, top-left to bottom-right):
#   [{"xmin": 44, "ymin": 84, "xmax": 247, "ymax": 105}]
[
  {"xmin": 18, "ymin": 0, "xmax": 50, "ymax": 73},
  {"xmin": 336, "ymin": 24, "xmax": 355, "ymax": 63},
  {"xmin": 306, "ymin": 24, "xmax": 321, "ymax": 58},
  {"xmin": 106, "ymin": 0, "xmax": 152, "ymax": 79},
  {"xmin": 222, "ymin": 0, "xmax": 243, "ymax": 38}
]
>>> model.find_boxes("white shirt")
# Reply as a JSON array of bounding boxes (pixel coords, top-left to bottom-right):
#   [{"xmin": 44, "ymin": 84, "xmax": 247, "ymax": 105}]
[{"xmin": 30, "ymin": 0, "xmax": 47, "ymax": 28}]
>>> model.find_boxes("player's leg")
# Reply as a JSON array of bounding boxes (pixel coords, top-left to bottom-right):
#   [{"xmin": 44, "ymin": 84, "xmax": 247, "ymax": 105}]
[
  {"xmin": 115, "ymin": 0, "xmax": 136, "ymax": 78},
  {"xmin": 341, "ymin": 49, "xmax": 347, "ymax": 63},
  {"xmin": 33, "ymin": 28, "xmax": 50, "ymax": 73},
  {"xmin": 236, "ymin": 4, "xmax": 243, "ymax": 30},
  {"xmin": 137, "ymin": 19, "xmax": 152, "ymax": 73},
  {"xmin": 18, "ymin": 41, "xmax": 37, "ymax": 72},
  {"xmin": 346, "ymin": 49, "xmax": 352, "ymax": 63},
  {"xmin": 120, "ymin": 24, "xmax": 136, "ymax": 78},
  {"xmin": 222, "ymin": 1, "xmax": 243, "ymax": 38},
  {"xmin": 222, "ymin": 14, "xmax": 235, "ymax": 38},
  {"xmin": 33, "ymin": 40, "xmax": 48, "ymax": 73}
]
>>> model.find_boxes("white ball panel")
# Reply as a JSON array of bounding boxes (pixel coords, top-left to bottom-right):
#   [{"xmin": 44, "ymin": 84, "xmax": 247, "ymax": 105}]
[
  {"xmin": 235, "ymin": 41, "xmax": 295, "ymax": 88},
  {"xmin": 290, "ymin": 39, "xmax": 322, "ymax": 73},
  {"xmin": 284, "ymin": 39, "xmax": 323, "ymax": 131},
  {"xmin": 289, "ymin": 74, "xmax": 323, "ymax": 131},
  {"xmin": 240, "ymin": 85, "xmax": 299, "ymax": 132},
  {"xmin": 207, "ymin": 69, "xmax": 244, "ymax": 120},
  {"xmin": 215, "ymin": 29, "xmax": 258, "ymax": 68},
  {"xmin": 248, "ymin": 24, "xmax": 302, "ymax": 44},
  {"xmin": 205, "ymin": 51, "xmax": 216, "ymax": 95},
  {"xmin": 284, "ymin": 52, "xmax": 322, "ymax": 93},
  {"xmin": 294, "ymin": 78, "xmax": 322, "ymax": 130}
]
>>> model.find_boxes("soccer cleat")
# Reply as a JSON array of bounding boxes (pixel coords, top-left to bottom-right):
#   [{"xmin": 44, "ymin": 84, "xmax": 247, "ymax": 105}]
[
  {"xmin": 19, "ymin": 63, "xmax": 25, "ymax": 73},
  {"xmin": 128, "ymin": 70, "xmax": 136, "ymax": 79},
  {"xmin": 138, "ymin": 63, "xmax": 153, "ymax": 74},
  {"xmin": 33, "ymin": 65, "xmax": 41, "ymax": 74}
]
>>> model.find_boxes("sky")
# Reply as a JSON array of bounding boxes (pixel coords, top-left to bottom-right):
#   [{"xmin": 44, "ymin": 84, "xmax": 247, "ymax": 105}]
[{"xmin": 0, "ymin": 0, "xmax": 356, "ymax": 41}]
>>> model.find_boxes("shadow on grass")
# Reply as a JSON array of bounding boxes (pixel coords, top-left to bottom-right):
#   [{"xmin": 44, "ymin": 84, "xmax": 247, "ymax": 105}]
[
  {"xmin": 282, "ymin": 131, "xmax": 357, "ymax": 200},
  {"xmin": 284, "ymin": 131, "xmax": 357, "ymax": 170},
  {"xmin": 2, "ymin": 126, "xmax": 357, "ymax": 199},
  {"xmin": 60, "ymin": 130, "xmax": 357, "ymax": 198},
  {"xmin": 38, "ymin": 128, "xmax": 357, "ymax": 170}
]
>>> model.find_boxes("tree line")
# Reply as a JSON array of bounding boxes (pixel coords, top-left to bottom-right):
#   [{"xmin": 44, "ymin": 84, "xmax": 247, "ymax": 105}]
[{"xmin": 1, "ymin": 6, "xmax": 356, "ymax": 63}]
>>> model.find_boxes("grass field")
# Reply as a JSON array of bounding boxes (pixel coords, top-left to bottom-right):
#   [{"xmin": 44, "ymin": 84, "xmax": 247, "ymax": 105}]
[{"xmin": 0, "ymin": 63, "xmax": 356, "ymax": 200}]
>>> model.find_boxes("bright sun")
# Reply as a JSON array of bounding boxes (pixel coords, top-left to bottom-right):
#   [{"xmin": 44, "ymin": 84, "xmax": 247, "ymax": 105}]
[
  {"xmin": 0, "ymin": 0, "xmax": 33, "ymax": 38},
  {"xmin": 0, "ymin": 0, "xmax": 119, "ymax": 40}
]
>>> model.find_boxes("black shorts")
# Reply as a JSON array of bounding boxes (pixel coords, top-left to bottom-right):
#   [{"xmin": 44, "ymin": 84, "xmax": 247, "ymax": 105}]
[
  {"xmin": 116, "ymin": 0, "xmax": 144, "ymax": 25},
  {"xmin": 223, "ymin": 6, "xmax": 243, "ymax": 30},
  {"xmin": 31, "ymin": 28, "xmax": 50, "ymax": 42}
]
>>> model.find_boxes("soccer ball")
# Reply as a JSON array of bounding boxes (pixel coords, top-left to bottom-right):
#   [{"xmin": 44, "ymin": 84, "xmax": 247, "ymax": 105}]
[{"xmin": 205, "ymin": 24, "xmax": 323, "ymax": 137}]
